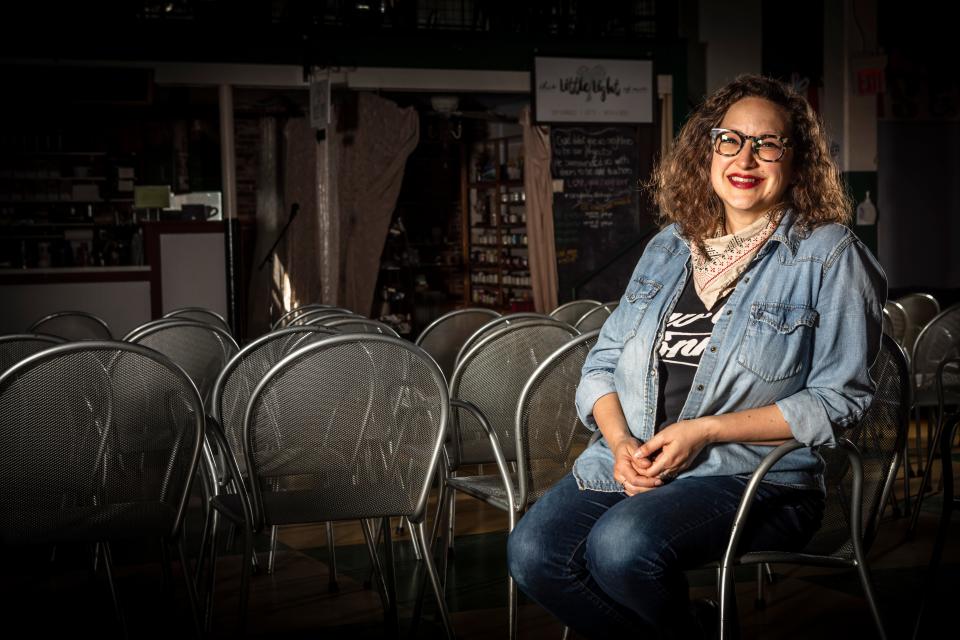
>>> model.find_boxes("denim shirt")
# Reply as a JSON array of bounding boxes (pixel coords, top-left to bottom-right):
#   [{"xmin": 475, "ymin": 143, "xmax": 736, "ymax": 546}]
[{"xmin": 573, "ymin": 211, "xmax": 887, "ymax": 492}]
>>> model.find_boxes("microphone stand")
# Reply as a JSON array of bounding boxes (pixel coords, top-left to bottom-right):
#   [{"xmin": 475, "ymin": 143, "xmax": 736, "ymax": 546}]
[{"xmin": 258, "ymin": 203, "xmax": 299, "ymax": 271}]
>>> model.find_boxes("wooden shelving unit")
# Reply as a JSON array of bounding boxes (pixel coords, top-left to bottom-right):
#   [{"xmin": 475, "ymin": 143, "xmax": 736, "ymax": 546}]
[{"xmin": 462, "ymin": 135, "xmax": 532, "ymax": 312}]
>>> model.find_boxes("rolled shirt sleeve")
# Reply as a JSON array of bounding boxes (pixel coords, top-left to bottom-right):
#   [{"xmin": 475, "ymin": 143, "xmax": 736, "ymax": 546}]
[{"xmin": 775, "ymin": 234, "xmax": 887, "ymax": 447}]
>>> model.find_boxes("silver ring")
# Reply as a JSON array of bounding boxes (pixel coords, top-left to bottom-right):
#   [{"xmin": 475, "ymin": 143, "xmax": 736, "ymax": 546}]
[{"xmin": 658, "ymin": 471, "xmax": 676, "ymax": 481}]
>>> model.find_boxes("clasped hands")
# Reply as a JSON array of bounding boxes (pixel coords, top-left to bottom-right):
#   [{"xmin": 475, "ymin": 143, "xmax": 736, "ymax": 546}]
[{"xmin": 612, "ymin": 419, "xmax": 711, "ymax": 496}]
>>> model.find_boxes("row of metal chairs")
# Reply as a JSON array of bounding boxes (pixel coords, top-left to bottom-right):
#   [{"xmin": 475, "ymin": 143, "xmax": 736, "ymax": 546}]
[
  {"xmin": 0, "ymin": 297, "xmax": 922, "ymax": 638},
  {"xmin": 881, "ymin": 294, "xmax": 960, "ymax": 530},
  {"xmin": 23, "ymin": 307, "xmax": 231, "ymax": 342}
]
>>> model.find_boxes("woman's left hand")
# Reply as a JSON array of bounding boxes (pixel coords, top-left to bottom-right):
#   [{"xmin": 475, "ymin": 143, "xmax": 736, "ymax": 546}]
[{"xmin": 635, "ymin": 418, "xmax": 714, "ymax": 482}]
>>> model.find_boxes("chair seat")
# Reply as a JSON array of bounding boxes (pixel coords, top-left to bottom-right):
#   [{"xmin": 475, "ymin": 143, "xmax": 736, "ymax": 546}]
[
  {"xmin": 212, "ymin": 489, "xmax": 411, "ymax": 528},
  {"xmin": 913, "ymin": 387, "xmax": 960, "ymax": 408},
  {"xmin": 447, "ymin": 473, "xmax": 520, "ymax": 511},
  {"xmin": 1, "ymin": 502, "xmax": 176, "ymax": 545}
]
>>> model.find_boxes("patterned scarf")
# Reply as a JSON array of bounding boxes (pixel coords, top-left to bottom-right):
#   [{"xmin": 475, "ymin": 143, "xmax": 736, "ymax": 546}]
[{"xmin": 690, "ymin": 213, "xmax": 779, "ymax": 310}]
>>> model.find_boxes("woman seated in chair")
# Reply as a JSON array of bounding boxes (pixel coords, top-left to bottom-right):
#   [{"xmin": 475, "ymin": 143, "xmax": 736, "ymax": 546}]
[{"xmin": 507, "ymin": 74, "xmax": 886, "ymax": 639}]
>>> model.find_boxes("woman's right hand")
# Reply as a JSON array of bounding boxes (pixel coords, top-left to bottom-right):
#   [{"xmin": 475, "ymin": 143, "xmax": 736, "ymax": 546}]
[{"xmin": 612, "ymin": 437, "xmax": 661, "ymax": 496}]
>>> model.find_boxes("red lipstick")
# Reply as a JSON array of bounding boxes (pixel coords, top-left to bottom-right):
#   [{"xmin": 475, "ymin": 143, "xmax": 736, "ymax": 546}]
[{"xmin": 727, "ymin": 173, "xmax": 765, "ymax": 190}]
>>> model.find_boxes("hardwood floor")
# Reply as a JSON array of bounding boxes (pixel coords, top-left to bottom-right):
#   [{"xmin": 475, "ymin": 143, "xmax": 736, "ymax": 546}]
[{"xmin": 3, "ymin": 434, "xmax": 957, "ymax": 639}]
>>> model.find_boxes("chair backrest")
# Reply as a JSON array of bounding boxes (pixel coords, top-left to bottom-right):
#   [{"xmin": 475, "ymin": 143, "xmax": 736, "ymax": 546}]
[
  {"xmin": 28, "ymin": 311, "xmax": 113, "ymax": 341},
  {"xmin": 0, "ymin": 334, "xmax": 67, "ymax": 374},
  {"xmin": 296, "ymin": 309, "xmax": 359, "ymax": 326},
  {"xmin": 271, "ymin": 304, "xmax": 335, "ymax": 330},
  {"xmin": 448, "ymin": 319, "xmax": 580, "ymax": 469},
  {"xmin": 804, "ymin": 333, "xmax": 910, "ymax": 558},
  {"xmin": 882, "ymin": 301, "xmax": 908, "ymax": 345},
  {"xmin": 324, "ymin": 317, "xmax": 401, "ymax": 337},
  {"xmin": 548, "ymin": 299, "xmax": 602, "ymax": 326},
  {"xmin": 455, "ymin": 312, "xmax": 557, "ymax": 369},
  {"xmin": 515, "ymin": 330, "xmax": 599, "ymax": 508},
  {"xmin": 210, "ymin": 326, "xmax": 336, "ymax": 473},
  {"xmin": 896, "ymin": 293, "xmax": 940, "ymax": 326},
  {"xmin": 125, "ymin": 319, "xmax": 240, "ymax": 405},
  {"xmin": 0, "ymin": 342, "xmax": 204, "ymax": 545},
  {"xmin": 897, "ymin": 293, "xmax": 941, "ymax": 355},
  {"xmin": 163, "ymin": 307, "xmax": 232, "ymax": 334},
  {"xmin": 574, "ymin": 303, "xmax": 617, "ymax": 332},
  {"xmin": 243, "ymin": 335, "xmax": 448, "ymax": 529},
  {"xmin": 911, "ymin": 303, "xmax": 960, "ymax": 389},
  {"xmin": 415, "ymin": 308, "xmax": 501, "ymax": 381}
]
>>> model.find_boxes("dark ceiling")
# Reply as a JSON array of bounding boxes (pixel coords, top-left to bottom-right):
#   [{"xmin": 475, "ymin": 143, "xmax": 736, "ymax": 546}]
[{"xmin": 3, "ymin": 1, "xmax": 667, "ymax": 70}]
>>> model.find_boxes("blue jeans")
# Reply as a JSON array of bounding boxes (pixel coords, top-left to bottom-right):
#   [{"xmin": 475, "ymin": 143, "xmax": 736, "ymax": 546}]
[{"xmin": 507, "ymin": 473, "xmax": 823, "ymax": 639}]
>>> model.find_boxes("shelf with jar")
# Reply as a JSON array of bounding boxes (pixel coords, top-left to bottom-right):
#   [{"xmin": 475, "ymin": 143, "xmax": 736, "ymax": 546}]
[{"xmin": 463, "ymin": 134, "xmax": 528, "ymax": 310}]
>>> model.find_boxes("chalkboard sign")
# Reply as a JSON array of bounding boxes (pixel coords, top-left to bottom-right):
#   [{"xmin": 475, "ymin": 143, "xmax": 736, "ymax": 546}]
[{"xmin": 551, "ymin": 125, "xmax": 655, "ymax": 303}]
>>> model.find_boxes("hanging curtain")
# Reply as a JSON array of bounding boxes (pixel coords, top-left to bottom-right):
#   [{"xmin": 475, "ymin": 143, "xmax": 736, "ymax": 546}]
[
  {"xmin": 520, "ymin": 106, "xmax": 559, "ymax": 313},
  {"xmin": 275, "ymin": 92, "xmax": 417, "ymax": 317},
  {"xmin": 334, "ymin": 93, "xmax": 419, "ymax": 315}
]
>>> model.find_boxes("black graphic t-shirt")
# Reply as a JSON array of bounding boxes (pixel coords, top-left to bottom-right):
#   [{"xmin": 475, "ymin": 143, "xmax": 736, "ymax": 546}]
[{"xmin": 655, "ymin": 275, "xmax": 729, "ymax": 431}]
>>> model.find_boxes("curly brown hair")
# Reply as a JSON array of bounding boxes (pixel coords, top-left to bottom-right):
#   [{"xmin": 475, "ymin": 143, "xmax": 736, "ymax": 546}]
[{"xmin": 650, "ymin": 74, "xmax": 851, "ymax": 249}]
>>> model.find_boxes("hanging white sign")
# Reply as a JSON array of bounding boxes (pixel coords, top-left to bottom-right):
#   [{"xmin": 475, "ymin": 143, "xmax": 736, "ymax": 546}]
[{"xmin": 534, "ymin": 57, "xmax": 653, "ymax": 124}]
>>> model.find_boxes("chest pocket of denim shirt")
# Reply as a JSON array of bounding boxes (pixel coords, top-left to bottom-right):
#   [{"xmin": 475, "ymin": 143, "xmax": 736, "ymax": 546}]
[
  {"xmin": 622, "ymin": 277, "xmax": 662, "ymax": 339},
  {"xmin": 737, "ymin": 303, "xmax": 819, "ymax": 382}
]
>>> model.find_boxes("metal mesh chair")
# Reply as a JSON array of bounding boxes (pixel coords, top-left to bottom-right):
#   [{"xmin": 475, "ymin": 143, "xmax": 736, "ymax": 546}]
[
  {"xmin": 28, "ymin": 310, "xmax": 113, "ymax": 341},
  {"xmin": 445, "ymin": 319, "xmax": 580, "ymax": 640},
  {"xmin": 448, "ymin": 319, "xmax": 581, "ymax": 473},
  {"xmin": 191, "ymin": 325, "xmax": 338, "ymax": 629},
  {"xmin": 454, "ymin": 312, "xmax": 556, "ymax": 370},
  {"xmin": 912, "ymin": 356, "xmax": 960, "ymax": 638},
  {"xmin": 415, "ymin": 308, "xmax": 501, "ymax": 381},
  {"xmin": 883, "ymin": 300, "xmax": 908, "ymax": 346},
  {"xmin": 0, "ymin": 342, "xmax": 205, "ymax": 635},
  {"xmin": 897, "ymin": 293, "xmax": 940, "ymax": 356},
  {"xmin": 906, "ymin": 304, "xmax": 960, "ymax": 534},
  {"xmin": 548, "ymin": 299, "xmax": 602, "ymax": 326},
  {"xmin": 163, "ymin": 307, "xmax": 232, "ymax": 334},
  {"xmin": 516, "ymin": 330, "xmax": 599, "ymax": 509},
  {"xmin": 0, "ymin": 333, "xmax": 66, "ymax": 373},
  {"xmin": 209, "ymin": 335, "xmax": 454, "ymax": 637},
  {"xmin": 124, "ymin": 320, "xmax": 239, "ymax": 406},
  {"xmin": 718, "ymin": 334, "xmax": 910, "ymax": 639},
  {"xmin": 573, "ymin": 301, "xmax": 618, "ymax": 332},
  {"xmin": 324, "ymin": 317, "xmax": 401, "ymax": 337}
]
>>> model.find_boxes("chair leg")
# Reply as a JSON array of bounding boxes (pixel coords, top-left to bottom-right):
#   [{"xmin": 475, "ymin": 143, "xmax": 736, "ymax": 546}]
[
  {"xmin": 361, "ymin": 518, "xmax": 391, "ymax": 612},
  {"xmin": 101, "ymin": 542, "xmax": 129, "ymax": 640},
  {"xmin": 194, "ymin": 500, "xmax": 213, "ymax": 586},
  {"xmin": 754, "ymin": 564, "xmax": 766, "ymax": 609},
  {"xmin": 508, "ymin": 574, "xmax": 518, "ymax": 640},
  {"xmin": 203, "ymin": 510, "xmax": 221, "ymax": 633},
  {"xmin": 908, "ymin": 412, "xmax": 947, "ymax": 537},
  {"xmin": 855, "ymin": 560, "xmax": 887, "ymax": 640},
  {"xmin": 267, "ymin": 525, "xmax": 278, "ymax": 574},
  {"xmin": 381, "ymin": 517, "xmax": 400, "ymax": 636},
  {"xmin": 176, "ymin": 539, "xmax": 204, "ymax": 640},
  {"xmin": 237, "ymin": 520, "xmax": 254, "ymax": 635},
  {"xmin": 408, "ymin": 518, "xmax": 423, "ymax": 560},
  {"xmin": 326, "ymin": 521, "xmax": 340, "ymax": 592},
  {"xmin": 718, "ymin": 562, "xmax": 741, "ymax": 640},
  {"xmin": 447, "ymin": 486, "xmax": 457, "ymax": 554},
  {"xmin": 413, "ymin": 521, "xmax": 455, "ymax": 639}
]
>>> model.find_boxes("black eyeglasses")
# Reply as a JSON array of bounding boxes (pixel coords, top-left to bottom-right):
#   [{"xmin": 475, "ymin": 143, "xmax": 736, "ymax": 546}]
[{"xmin": 710, "ymin": 128, "xmax": 791, "ymax": 163}]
